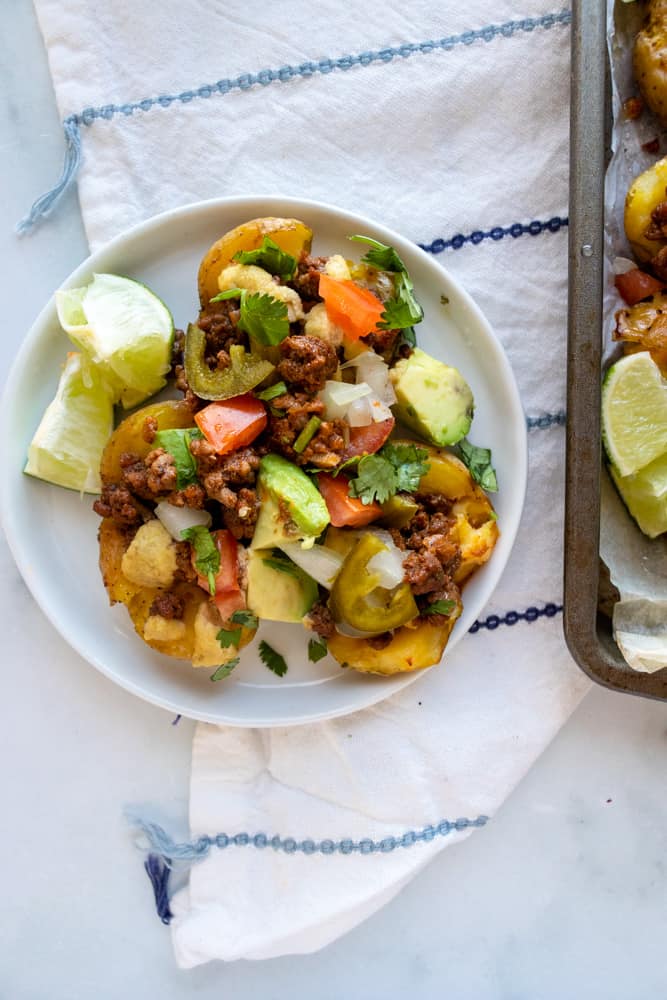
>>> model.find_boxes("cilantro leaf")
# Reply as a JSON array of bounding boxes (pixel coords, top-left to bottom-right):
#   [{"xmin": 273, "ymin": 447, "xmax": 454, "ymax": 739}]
[
  {"xmin": 347, "ymin": 444, "xmax": 430, "ymax": 504},
  {"xmin": 230, "ymin": 609, "xmax": 258, "ymax": 629},
  {"xmin": 381, "ymin": 443, "xmax": 430, "ymax": 492},
  {"xmin": 233, "ymin": 236, "xmax": 297, "ymax": 279},
  {"xmin": 422, "ymin": 599, "xmax": 456, "ymax": 617},
  {"xmin": 153, "ymin": 427, "xmax": 203, "ymax": 489},
  {"xmin": 349, "ymin": 235, "xmax": 423, "ymax": 331},
  {"xmin": 455, "ymin": 438, "xmax": 498, "ymax": 493},
  {"xmin": 256, "ymin": 381, "xmax": 288, "ymax": 402},
  {"xmin": 308, "ymin": 637, "xmax": 328, "ymax": 662},
  {"xmin": 379, "ymin": 271, "xmax": 423, "ymax": 330},
  {"xmin": 348, "ymin": 454, "xmax": 397, "ymax": 505},
  {"xmin": 263, "ymin": 554, "xmax": 302, "ymax": 578},
  {"xmin": 216, "ymin": 627, "xmax": 242, "ymax": 648},
  {"xmin": 210, "ymin": 658, "xmax": 240, "ymax": 682},
  {"xmin": 181, "ymin": 525, "xmax": 220, "ymax": 595},
  {"xmin": 349, "ymin": 235, "xmax": 405, "ymax": 273},
  {"xmin": 258, "ymin": 640, "xmax": 288, "ymax": 677},
  {"xmin": 238, "ymin": 292, "xmax": 289, "ymax": 346}
]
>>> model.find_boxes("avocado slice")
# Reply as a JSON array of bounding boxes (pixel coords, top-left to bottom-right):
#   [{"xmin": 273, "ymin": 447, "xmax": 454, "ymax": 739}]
[
  {"xmin": 255, "ymin": 454, "xmax": 330, "ymax": 541},
  {"xmin": 246, "ymin": 549, "xmax": 318, "ymax": 623},
  {"xmin": 390, "ymin": 347, "xmax": 474, "ymax": 446}
]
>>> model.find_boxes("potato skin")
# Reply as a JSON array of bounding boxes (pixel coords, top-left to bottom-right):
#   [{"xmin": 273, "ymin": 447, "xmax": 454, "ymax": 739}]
[
  {"xmin": 634, "ymin": 1, "xmax": 667, "ymax": 129},
  {"xmin": 624, "ymin": 157, "xmax": 667, "ymax": 262},
  {"xmin": 100, "ymin": 399, "xmax": 195, "ymax": 485},
  {"xmin": 197, "ymin": 217, "xmax": 313, "ymax": 306},
  {"xmin": 325, "ymin": 444, "xmax": 498, "ymax": 675}
]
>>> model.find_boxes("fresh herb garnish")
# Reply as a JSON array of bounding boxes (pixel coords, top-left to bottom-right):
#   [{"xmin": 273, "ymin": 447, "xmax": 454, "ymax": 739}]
[
  {"xmin": 210, "ymin": 657, "xmax": 240, "ymax": 682},
  {"xmin": 258, "ymin": 640, "xmax": 288, "ymax": 676},
  {"xmin": 422, "ymin": 599, "xmax": 456, "ymax": 617},
  {"xmin": 180, "ymin": 525, "xmax": 220, "ymax": 595},
  {"xmin": 153, "ymin": 427, "xmax": 203, "ymax": 489},
  {"xmin": 216, "ymin": 627, "xmax": 242, "ymax": 648},
  {"xmin": 233, "ymin": 236, "xmax": 298, "ymax": 279},
  {"xmin": 263, "ymin": 554, "xmax": 302, "ymax": 578},
  {"xmin": 349, "ymin": 235, "xmax": 424, "ymax": 331},
  {"xmin": 455, "ymin": 438, "xmax": 498, "ymax": 492},
  {"xmin": 308, "ymin": 637, "xmax": 328, "ymax": 662},
  {"xmin": 293, "ymin": 416, "xmax": 321, "ymax": 453},
  {"xmin": 210, "ymin": 288, "xmax": 289, "ymax": 345},
  {"xmin": 256, "ymin": 381, "xmax": 288, "ymax": 402},
  {"xmin": 230, "ymin": 609, "xmax": 259, "ymax": 629},
  {"xmin": 348, "ymin": 443, "xmax": 430, "ymax": 505}
]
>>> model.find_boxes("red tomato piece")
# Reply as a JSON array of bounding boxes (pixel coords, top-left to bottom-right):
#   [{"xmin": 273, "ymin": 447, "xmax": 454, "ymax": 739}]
[
  {"xmin": 195, "ymin": 395, "xmax": 267, "ymax": 455},
  {"xmin": 343, "ymin": 417, "xmax": 395, "ymax": 459},
  {"xmin": 213, "ymin": 589, "xmax": 246, "ymax": 623},
  {"xmin": 318, "ymin": 273, "xmax": 386, "ymax": 341},
  {"xmin": 614, "ymin": 268, "xmax": 664, "ymax": 306},
  {"xmin": 318, "ymin": 473, "xmax": 382, "ymax": 527}
]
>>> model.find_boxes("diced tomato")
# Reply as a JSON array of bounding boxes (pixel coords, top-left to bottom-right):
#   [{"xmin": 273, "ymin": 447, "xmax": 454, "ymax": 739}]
[
  {"xmin": 614, "ymin": 268, "xmax": 664, "ymax": 306},
  {"xmin": 318, "ymin": 474, "xmax": 382, "ymax": 527},
  {"xmin": 343, "ymin": 417, "xmax": 395, "ymax": 459},
  {"xmin": 195, "ymin": 395, "xmax": 267, "ymax": 455},
  {"xmin": 318, "ymin": 273, "xmax": 385, "ymax": 341},
  {"xmin": 213, "ymin": 589, "xmax": 246, "ymax": 622},
  {"xmin": 193, "ymin": 529, "xmax": 240, "ymax": 595}
]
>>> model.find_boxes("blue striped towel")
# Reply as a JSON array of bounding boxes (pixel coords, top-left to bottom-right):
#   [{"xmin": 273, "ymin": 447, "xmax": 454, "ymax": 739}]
[{"xmin": 29, "ymin": 0, "xmax": 587, "ymax": 967}]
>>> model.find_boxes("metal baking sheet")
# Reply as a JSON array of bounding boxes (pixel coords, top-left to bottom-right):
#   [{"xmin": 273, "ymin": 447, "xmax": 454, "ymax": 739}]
[{"xmin": 564, "ymin": 0, "xmax": 667, "ymax": 699}]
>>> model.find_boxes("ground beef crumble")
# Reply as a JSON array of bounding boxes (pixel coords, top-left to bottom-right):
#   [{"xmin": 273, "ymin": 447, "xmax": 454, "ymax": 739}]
[
  {"xmin": 287, "ymin": 252, "xmax": 328, "ymax": 304},
  {"xmin": 304, "ymin": 601, "xmax": 336, "ymax": 639},
  {"xmin": 119, "ymin": 449, "xmax": 177, "ymax": 499},
  {"xmin": 277, "ymin": 334, "xmax": 338, "ymax": 394},
  {"xmin": 264, "ymin": 392, "xmax": 346, "ymax": 468},
  {"xmin": 93, "ymin": 484, "xmax": 145, "ymax": 527},
  {"xmin": 149, "ymin": 592, "xmax": 185, "ymax": 619},
  {"xmin": 391, "ymin": 495, "xmax": 462, "ymax": 608}
]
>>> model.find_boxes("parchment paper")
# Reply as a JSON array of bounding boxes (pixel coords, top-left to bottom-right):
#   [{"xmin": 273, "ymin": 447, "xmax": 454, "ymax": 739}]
[{"xmin": 602, "ymin": 0, "xmax": 667, "ymax": 671}]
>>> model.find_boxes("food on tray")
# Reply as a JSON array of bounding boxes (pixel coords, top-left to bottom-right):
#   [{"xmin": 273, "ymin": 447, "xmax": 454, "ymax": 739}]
[
  {"xmin": 633, "ymin": 0, "xmax": 667, "ymax": 127},
  {"xmin": 26, "ymin": 216, "xmax": 500, "ymax": 680}
]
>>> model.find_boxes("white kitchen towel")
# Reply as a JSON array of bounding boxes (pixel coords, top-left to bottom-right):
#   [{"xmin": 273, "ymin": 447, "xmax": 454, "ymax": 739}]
[{"xmin": 27, "ymin": 0, "xmax": 590, "ymax": 967}]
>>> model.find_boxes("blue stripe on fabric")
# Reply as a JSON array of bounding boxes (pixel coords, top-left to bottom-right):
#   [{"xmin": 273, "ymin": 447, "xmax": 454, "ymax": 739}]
[
  {"xmin": 526, "ymin": 411, "xmax": 566, "ymax": 429},
  {"xmin": 469, "ymin": 602, "xmax": 563, "ymax": 634},
  {"xmin": 420, "ymin": 216, "xmax": 568, "ymax": 254},
  {"xmin": 18, "ymin": 9, "xmax": 571, "ymax": 233}
]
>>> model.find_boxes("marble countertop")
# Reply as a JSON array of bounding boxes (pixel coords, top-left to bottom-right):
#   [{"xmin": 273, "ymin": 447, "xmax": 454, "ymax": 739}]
[{"xmin": 2, "ymin": 5, "xmax": 666, "ymax": 998}]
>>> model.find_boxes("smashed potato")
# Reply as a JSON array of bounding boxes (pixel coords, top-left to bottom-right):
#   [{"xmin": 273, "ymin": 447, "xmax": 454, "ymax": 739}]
[{"xmin": 634, "ymin": 0, "xmax": 667, "ymax": 128}]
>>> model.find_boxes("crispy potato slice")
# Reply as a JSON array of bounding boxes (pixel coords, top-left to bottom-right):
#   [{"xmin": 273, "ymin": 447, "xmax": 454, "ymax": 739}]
[
  {"xmin": 624, "ymin": 157, "xmax": 667, "ymax": 262},
  {"xmin": 634, "ymin": 1, "xmax": 667, "ymax": 128},
  {"xmin": 327, "ymin": 599, "xmax": 461, "ymax": 675},
  {"xmin": 198, "ymin": 217, "xmax": 313, "ymax": 306},
  {"xmin": 100, "ymin": 399, "xmax": 195, "ymax": 486}
]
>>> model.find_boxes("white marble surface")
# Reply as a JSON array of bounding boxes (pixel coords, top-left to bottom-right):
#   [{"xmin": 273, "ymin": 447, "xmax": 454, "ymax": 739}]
[{"xmin": 2, "ymin": 4, "xmax": 666, "ymax": 998}]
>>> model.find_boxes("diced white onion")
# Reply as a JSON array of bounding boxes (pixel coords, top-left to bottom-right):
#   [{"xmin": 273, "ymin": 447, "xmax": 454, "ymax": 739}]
[
  {"xmin": 367, "ymin": 535, "xmax": 406, "ymax": 589},
  {"xmin": 347, "ymin": 396, "xmax": 374, "ymax": 426},
  {"xmin": 613, "ymin": 257, "xmax": 637, "ymax": 275},
  {"xmin": 319, "ymin": 380, "xmax": 371, "ymax": 420},
  {"xmin": 155, "ymin": 501, "xmax": 212, "ymax": 541},
  {"xmin": 342, "ymin": 350, "xmax": 397, "ymax": 405},
  {"xmin": 278, "ymin": 542, "xmax": 344, "ymax": 588}
]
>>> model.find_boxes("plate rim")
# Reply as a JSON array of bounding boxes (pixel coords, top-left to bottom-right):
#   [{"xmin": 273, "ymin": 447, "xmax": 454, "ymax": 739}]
[{"xmin": 0, "ymin": 194, "xmax": 527, "ymax": 726}]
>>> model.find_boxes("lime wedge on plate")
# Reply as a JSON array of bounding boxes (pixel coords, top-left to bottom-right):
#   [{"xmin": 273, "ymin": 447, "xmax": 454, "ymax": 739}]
[
  {"xmin": 24, "ymin": 352, "xmax": 114, "ymax": 493},
  {"xmin": 610, "ymin": 452, "xmax": 667, "ymax": 538},
  {"xmin": 602, "ymin": 351, "xmax": 667, "ymax": 476},
  {"xmin": 56, "ymin": 273, "xmax": 174, "ymax": 409}
]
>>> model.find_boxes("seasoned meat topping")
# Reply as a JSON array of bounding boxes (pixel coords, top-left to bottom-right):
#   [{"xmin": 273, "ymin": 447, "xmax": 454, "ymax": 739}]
[
  {"xmin": 174, "ymin": 541, "xmax": 197, "ymax": 582},
  {"xmin": 93, "ymin": 484, "xmax": 145, "ymax": 527},
  {"xmin": 196, "ymin": 298, "xmax": 244, "ymax": 365},
  {"xmin": 191, "ymin": 442, "xmax": 260, "ymax": 483},
  {"xmin": 645, "ymin": 199, "xmax": 667, "ymax": 241},
  {"xmin": 119, "ymin": 448, "xmax": 177, "ymax": 499},
  {"xmin": 417, "ymin": 580, "xmax": 462, "ymax": 624},
  {"xmin": 288, "ymin": 252, "xmax": 328, "ymax": 304},
  {"xmin": 265, "ymin": 391, "xmax": 346, "ymax": 467},
  {"xmin": 216, "ymin": 486, "xmax": 260, "ymax": 540},
  {"xmin": 149, "ymin": 591, "xmax": 185, "ymax": 619},
  {"xmin": 142, "ymin": 415, "xmax": 158, "ymax": 444},
  {"xmin": 391, "ymin": 495, "xmax": 461, "ymax": 600},
  {"xmin": 166, "ymin": 484, "xmax": 207, "ymax": 508},
  {"xmin": 403, "ymin": 549, "xmax": 446, "ymax": 595},
  {"xmin": 304, "ymin": 601, "xmax": 336, "ymax": 639},
  {"xmin": 277, "ymin": 334, "xmax": 338, "ymax": 394}
]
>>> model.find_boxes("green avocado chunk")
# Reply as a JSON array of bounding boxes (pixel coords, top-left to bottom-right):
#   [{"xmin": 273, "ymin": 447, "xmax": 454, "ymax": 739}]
[
  {"xmin": 389, "ymin": 347, "xmax": 474, "ymax": 446},
  {"xmin": 256, "ymin": 454, "xmax": 330, "ymax": 541},
  {"xmin": 246, "ymin": 549, "xmax": 318, "ymax": 623}
]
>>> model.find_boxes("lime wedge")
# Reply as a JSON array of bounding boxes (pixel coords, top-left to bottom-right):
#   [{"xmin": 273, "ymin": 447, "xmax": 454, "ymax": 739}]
[
  {"xmin": 56, "ymin": 273, "xmax": 174, "ymax": 409},
  {"xmin": 24, "ymin": 352, "xmax": 114, "ymax": 493},
  {"xmin": 610, "ymin": 452, "xmax": 667, "ymax": 538},
  {"xmin": 602, "ymin": 351, "xmax": 667, "ymax": 476}
]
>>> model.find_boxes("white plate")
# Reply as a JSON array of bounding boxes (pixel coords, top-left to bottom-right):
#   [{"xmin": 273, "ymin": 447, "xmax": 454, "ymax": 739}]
[{"xmin": 0, "ymin": 196, "xmax": 526, "ymax": 727}]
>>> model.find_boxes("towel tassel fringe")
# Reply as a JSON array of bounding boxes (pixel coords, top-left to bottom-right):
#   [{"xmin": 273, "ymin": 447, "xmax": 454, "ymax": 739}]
[{"xmin": 16, "ymin": 115, "xmax": 82, "ymax": 236}]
